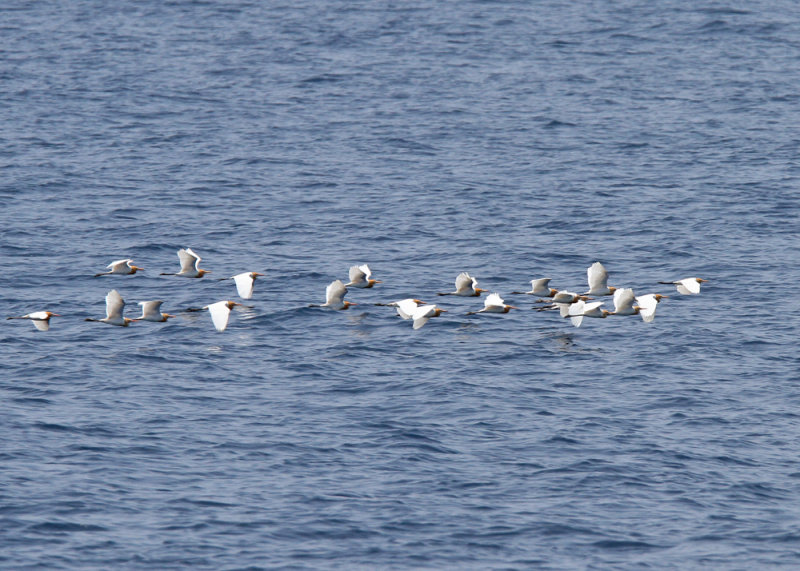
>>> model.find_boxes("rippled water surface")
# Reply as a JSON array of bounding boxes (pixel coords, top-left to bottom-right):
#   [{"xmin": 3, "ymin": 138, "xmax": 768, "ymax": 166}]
[{"xmin": 3, "ymin": 1, "xmax": 800, "ymax": 568}]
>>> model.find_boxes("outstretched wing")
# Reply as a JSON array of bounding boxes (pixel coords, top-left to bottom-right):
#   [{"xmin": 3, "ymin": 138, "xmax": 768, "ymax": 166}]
[
  {"xmin": 484, "ymin": 293, "xmax": 504, "ymax": 309},
  {"xmin": 395, "ymin": 299, "xmax": 419, "ymax": 320},
  {"xmin": 138, "ymin": 300, "xmax": 163, "ymax": 318},
  {"xmin": 232, "ymin": 272, "xmax": 255, "ymax": 299},
  {"xmin": 107, "ymin": 259, "xmax": 132, "ymax": 271},
  {"xmin": 207, "ymin": 301, "xmax": 232, "ymax": 332},
  {"xmin": 613, "ymin": 288, "xmax": 635, "ymax": 313},
  {"xmin": 412, "ymin": 304, "xmax": 437, "ymax": 330},
  {"xmin": 454, "ymin": 272, "xmax": 473, "ymax": 293},
  {"xmin": 587, "ymin": 262, "xmax": 608, "ymax": 291},
  {"xmin": 636, "ymin": 294, "xmax": 659, "ymax": 322},
  {"xmin": 105, "ymin": 290, "xmax": 125, "ymax": 319},
  {"xmin": 178, "ymin": 248, "xmax": 200, "ymax": 273},
  {"xmin": 325, "ymin": 280, "xmax": 348, "ymax": 305}
]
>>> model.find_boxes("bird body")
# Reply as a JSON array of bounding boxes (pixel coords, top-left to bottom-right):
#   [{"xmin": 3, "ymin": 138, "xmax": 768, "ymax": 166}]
[
  {"xmin": 411, "ymin": 304, "xmax": 446, "ymax": 329},
  {"xmin": 94, "ymin": 259, "xmax": 143, "ymax": 277},
  {"xmin": 317, "ymin": 279, "xmax": 356, "ymax": 310},
  {"xmin": 345, "ymin": 264, "xmax": 381, "ymax": 288},
  {"xmin": 635, "ymin": 294, "xmax": 667, "ymax": 322},
  {"xmin": 512, "ymin": 278, "xmax": 557, "ymax": 297},
  {"xmin": 585, "ymin": 261, "xmax": 616, "ymax": 296},
  {"xmin": 230, "ymin": 272, "xmax": 264, "ymax": 300},
  {"xmin": 439, "ymin": 272, "xmax": 487, "ymax": 296},
  {"xmin": 85, "ymin": 290, "xmax": 132, "ymax": 326},
  {"xmin": 611, "ymin": 288, "xmax": 637, "ymax": 316},
  {"xmin": 161, "ymin": 248, "xmax": 210, "ymax": 278},
  {"xmin": 390, "ymin": 298, "xmax": 426, "ymax": 320},
  {"xmin": 206, "ymin": 300, "xmax": 241, "ymax": 331},
  {"xmin": 7, "ymin": 311, "xmax": 59, "ymax": 331},
  {"xmin": 659, "ymin": 277, "xmax": 707, "ymax": 295},
  {"xmin": 467, "ymin": 293, "xmax": 518, "ymax": 315},
  {"xmin": 568, "ymin": 300, "xmax": 611, "ymax": 327},
  {"xmin": 135, "ymin": 300, "xmax": 175, "ymax": 322}
]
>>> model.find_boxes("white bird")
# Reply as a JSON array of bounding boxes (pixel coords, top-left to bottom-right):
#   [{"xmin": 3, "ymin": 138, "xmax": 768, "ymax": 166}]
[
  {"xmin": 659, "ymin": 277, "xmax": 707, "ymax": 295},
  {"xmin": 134, "ymin": 300, "xmax": 175, "ymax": 322},
  {"xmin": 312, "ymin": 279, "xmax": 356, "ymax": 310},
  {"xmin": 205, "ymin": 300, "xmax": 242, "ymax": 332},
  {"xmin": 94, "ymin": 259, "xmax": 143, "ymax": 277},
  {"xmin": 438, "ymin": 272, "xmax": 488, "ymax": 296},
  {"xmin": 344, "ymin": 264, "xmax": 381, "ymax": 288},
  {"xmin": 568, "ymin": 300, "xmax": 611, "ymax": 327},
  {"xmin": 585, "ymin": 261, "xmax": 617, "ymax": 296},
  {"xmin": 160, "ymin": 248, "xmax": 211, "ymax": 278},
  {"xmin": 467, "ymin": 293, "xmax": 518, "ymax": 315},
  {"xmin": 635, "ymin": 293, "xmax": 667, "ymax": 323},
  {"xmin": 611, "ymin": 288, "xmax": 637, "ymax": 316},
  {"xmin": 511, "ymin": 278, "xmax": 557, "ymax": 297},
  {"xmin": 411, "ymin": 304, "xmax": 447, "ymax": 329},
  {"xmin": 223, "ymin": 271, "xmax": 264, "ymax": 300},
  {"xmin": 85, "ymin": 289, "xmax": 132, "ymax": 326},
  {"xmin": 536, "ymin": 291, "xmax": 590, "ymax": 316},
  {"xmin": 7, "ymin": 311, "xmax": 60, "ymax": 331},
  {"xmin": 389, "ymin": 298, "xmax": 426, "ymax": 319}
]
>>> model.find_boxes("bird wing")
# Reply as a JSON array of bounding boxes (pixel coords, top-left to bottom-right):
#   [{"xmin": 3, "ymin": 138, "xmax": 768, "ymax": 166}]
[
  {"xmin": 31, "ymin": 317, "xmax": 50, "ymax": 331},
  {"xmin": 178, "ymin": 248, "xmax": 200, "ymax": 272},
  {"xmin": 138, "ymin": 300, "xmax": 163, "ymax": 318},
  {"xmin": 207, "ymin": 301, "xmax": 232, "ymax": 332},
  {"xmin": 584, "ymin": 301, "xmax": 605, "ymax": 313},
  {"xmin": 105, "ymin": 290, "xmax": 125, "ymax": 319},
  {"xmin": 325, "ymin": 280, "xmax": 347, "ymax": 305},
  {"xmin": 678, "ymin": 278, "xmax": 701, "ymax": 294},
  {"xmin": 484, "ymin": 293, "xmax": 504, "ymax": 308},
  {"xmin": 454, "ymin": 272, "xmax": 473, "ymax": 293},
  {"xmin": 531, "ymin": 278, "xmax": 551, "ymax": 293},
  {"xmin": 395, "ymin": 299, "xmax": 419, "ymax": 319},
  {"xmin": 232, "ymin": 272, "xmax": 255, "ymax": 299},
  {"xmin": 107, "ymin": 259, "xmax": 132, "ymax": 271},
  {"xmin": 358, "ymin": 264, "xmax": 372, "ymax": 280},
  {"xmin": 587, "ymin": 262, "xmax": 608, "ymax": 291},
  {"xmin": 568, "ymin": 300, "xmax": 585, "ymax": 327},
  {"xmin": 613, "ymin": 288, "xmax": 635, "ymax": 312},
  {"xmin": 348, "ymin": 265, "xmax": 366, "ymax": 283},
  {"xmin": 412, "ymin": 304, "xmax": 437, "ymax": 329},
  {"xmin": 636, "ymin": 294, "xmax": 658, "ymax": 322},
  {"xmin": 552, "ymin": 290, "xmax": 575, "ymax": 303}
]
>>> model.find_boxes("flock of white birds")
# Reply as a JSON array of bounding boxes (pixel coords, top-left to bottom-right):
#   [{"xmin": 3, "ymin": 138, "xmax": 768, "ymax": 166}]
[{"xmin": 6, "ymin": 248, "xmax": 707, "ymax": 332}]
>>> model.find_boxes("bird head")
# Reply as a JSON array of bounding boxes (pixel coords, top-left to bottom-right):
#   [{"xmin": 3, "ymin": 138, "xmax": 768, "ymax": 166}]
[
  {"xmin": 696, "ymin": 278, "xmax": 708, "ymax": 283},
  {"xmin": 343, "ymin": 301, "xmax": 358, "ymax": 309},
  {"xmin": 252, "ymin": 272, "xmax": 265, "ymax": 279},
  {"xmin": 198, "ymin": 270, "xmax": 212, "ymax": 277},
  {"xmin": 367, "ymin": 279, "xmax": 382, "ymax": 287},
  {"xmin": 131, "ymin": 265, "xmax": 144, "ymax": 273},
  {"xmin": 475, "ymin": 288, "xmax": 488, "ymax": 296},
  {"xmin": 45, "ymin": 312, "xmax": 61, "ymax": 318},
  {"xmin": 654, "ymin": 294, "xmax": 668, "ymax": 301},
  {"xmin": 225, "ymin": 301, "xmax": 243, "ymax": 310},
  {"xmin": 413, "ymin": 299, "xmax": 425, "ymax": 305},
  {"xmin": 434, "ymin": 308, "xmax": 447, "ymax": 317}
]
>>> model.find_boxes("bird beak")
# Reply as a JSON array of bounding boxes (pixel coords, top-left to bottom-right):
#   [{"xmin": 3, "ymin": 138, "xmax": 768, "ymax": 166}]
[
  {"xmin": 699, "ymin": 278, "xmax": 708, "ymax": 282},
  {"xmin": 165, "ymin": 313, "xmax": 177, "ymax": 318},
  {"xmin": 253, "ymin": 272, "xmax": 265, "ymax": 277},
  {"xmin": 509, "ymin": 306, "xmax": 519, "ymax": 310}
]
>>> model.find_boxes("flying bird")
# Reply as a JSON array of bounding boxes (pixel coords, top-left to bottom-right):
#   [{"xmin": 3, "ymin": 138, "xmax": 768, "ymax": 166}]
[
  {"xmin": 85, "ymin": 290, "xmax": 133, "ymax": 326},
  {"xmin": 611, "ymin": 288, "xmax": 637, "ymax": 316},
  {"xmin": 388, "ymin": 298, "xmax": 426, "ymax": 319},
  {"xmin": 344, "ymin": 264, "xmax": 381, "ymax": 288},
  {"xmin": 568, "ymin": 300, "xmax": 611, "ymax": 327},
  {"xmin": 221, "ymin": 272, "xmax": 264, "ymax": 300},
  {"xmin": 310, "ymin": 279, "xmax": 357, "ymax": 310},
  {"xmin": 205, "ymin": 300, "xmax": 242, "ymax": 332},
  {"xmin": 410, "ymin": 304, "xmax": 447, "ymax": 329},
  {"xmin": 659, "ymin": 277, "xmax": 707, "ymax": 295},
  {"xmin": 134, "ymin": 300, "xmax": 175, "ymax": 322},
  {"xmin": 585, "ymin": 261, "xmax": 617, "ymax": 296},
  {"xmin": 511, "ymin": 278, "xmax": 557, "ymax": 297},
  {"xmin": 94, "ymin": 259, "xmax": 143, "ymax": 277},
  {"xmin": 6, "ymin": 311, "xmax": 60, "ymax": 331},
  {"xmin": 467, "ymin": 293, "xmax": 518, "ymax": 315},
  {"xmin": 438, "ymin": 272, "xmax": 488, "ymax": 296},
  {"xmin": 635, "ymin": 294, "xmax": 667, "ymax": 322},
  {"xmin": 160, "ymin": 248, "xmax": 210, "ymax": 278}
]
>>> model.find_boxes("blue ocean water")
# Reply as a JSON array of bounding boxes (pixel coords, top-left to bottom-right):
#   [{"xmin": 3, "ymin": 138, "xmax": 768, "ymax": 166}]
[{"xmin": 2, "ymin": 0, "xmax": 800, "ymax": 568}]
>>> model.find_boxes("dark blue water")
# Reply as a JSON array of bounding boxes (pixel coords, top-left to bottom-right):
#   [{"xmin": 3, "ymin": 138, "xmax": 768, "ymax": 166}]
[{"xmin": 3, "ymin": 1, "xmax": 800, "ymax": 568}]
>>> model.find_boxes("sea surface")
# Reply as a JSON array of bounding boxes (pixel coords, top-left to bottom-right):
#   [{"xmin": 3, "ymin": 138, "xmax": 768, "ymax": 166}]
[{"xmin": 2, "ymin": 1, "xmax": 800, "ymax": 569}]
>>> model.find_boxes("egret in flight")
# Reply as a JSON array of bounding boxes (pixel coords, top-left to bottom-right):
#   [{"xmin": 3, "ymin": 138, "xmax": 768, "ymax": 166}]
[
  {"xmin": 94, "ymin": 259, "xmax": 143, "ymax": 277},
  {"xmin": 659, "ymin": 277, "xmax": 707, "ymax": 295},
  {"xmin": 205, "ymin": 300, "xmax": 242, "ymax": 332},
  {"xmin": 85, "ymin": 290, "xmax": 133, "ymax": 326},
  {"xmin": 511, "ymin": 278, "xmax": 557, "ymax": 297},
  {"xmin": 344, "ymin": 264, "xmax": 381, "ymax": 288},
  {"xmin": 389, "ymin": 298, "xmax": 426, "ymax": 319},
  {"xmin": 410, "ymin": 304, "xmax": 447, "ymax": 330},
  {"xmin": 134, "ymin": 301, "xmax": 175, "ymax": 322},
  {"xmin": 311, "ymin": 280, "xmax": 357, "ymax": 310},
  {"xmin": 438, "ymin": 272, "xmax": 488, "ymax": 296},
  {"xmin": 6, "ymin": 311, "xmax": 60, "ymax": 331},
  {"xmin": 220, "ymin": 271, "xmax": 264, "ymax": 300},
  {"xmin": 568, "ymin": 300, "xmax": 611, "ymax": 327},
  {"xmin": 466, "ymin": 293, "xmax": 518, "ymax": 315},
  {"xmin": 585, "ymin": 261, "xmax": 617, "ymax": 296},
  {"xmin": 635, "ymin": 293, "xmax": 667, "ymax": 322},
  {"xmin": 160, "ymin": 248, "xmax": 210, "ymax": 278}
]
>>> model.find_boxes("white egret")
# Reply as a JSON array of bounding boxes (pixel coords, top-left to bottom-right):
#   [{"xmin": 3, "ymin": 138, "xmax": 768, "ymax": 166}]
[
  {"xmin": 134, "ymin": 300, "xmax": 175, "ymax": 322},
  {"xmin": 438, "ymin": 272, "xmax": 488, "ymax": 297},
  {"xmin": 160, "ymin": 248, "xmax": 210, "ymax": 278},
  {"xmin": 344, "ymin": 264, "xmax": 381, "ymax": 288},
  {"xmin": 536, "ymin": 291, "xmax": 590, "ymax": 316},
  {"xmin": 411, "ymin": 304, "xmax": 447, "ymax": 330},
  {"xmin": 585, "ymin": 261, "xmax": 617, "ymax": 296},
  {"xmin": 389, "ymin": 298, "xmax": 426, "ymax": 319},
  {"xmin": 466, "ymin": 293, "xmax": 518, "ymax": 315},
  {"xmin": 7, "ymin": 311, "xmax": 60, "ymax": 331},
  {"xmin": 611, "ymin": 288, "xmax": 637, "ymax": 316},
  {"xmin": 205, "ymin": 300, "xmax": 242, "ymax": 332},
  {"xmin": 221, "ymin": 272, "xmax": 264, "ymax": 300},
  {"xmin": 511, "ymin": 278, "xmax": 557, "ymax": 297},
  {"xmin": 85, "ymin": 290, "xmax": 132, "ymax": 326},
  {"xmin": 310, "ymin": 279, "xmax": 356, "ymax": 310},
  {"xmin": 659, "ymin": 277, "xmax": 707, "ymax": 295},
  {"xmin": 635, "ymin": 294, "xmax": 667, "ymax": 322},
  {"xmin": 94, "ymin": 259, "xmax": 143, "ymax": 277},
  {"xmin": 568, "ymin": 300, "xmax": 611, "ymax": 327}
]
